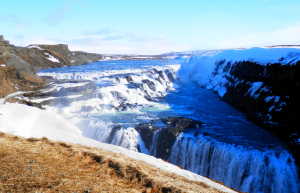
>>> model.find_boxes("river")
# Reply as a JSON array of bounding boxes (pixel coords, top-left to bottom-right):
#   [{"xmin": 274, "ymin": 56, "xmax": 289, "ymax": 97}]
[{"xmin": 38, "ymin": 59, "xmax": 299, "ymax": 193}]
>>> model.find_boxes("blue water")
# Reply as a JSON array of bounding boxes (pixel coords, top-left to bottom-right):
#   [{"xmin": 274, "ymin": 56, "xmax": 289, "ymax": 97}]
[{"xmin": 38, "ymin": 59, "xmax": 299, "ymax": 193}]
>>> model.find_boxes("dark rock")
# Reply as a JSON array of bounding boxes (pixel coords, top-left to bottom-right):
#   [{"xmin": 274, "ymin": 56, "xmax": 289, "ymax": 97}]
[
  {"xmin": 125, "ymin": 75, "xmax": 133, "ymax": 83},
  {"xmin": 164, "ymin": 69, "xmax": 177, "ymax": 82},
  {"xmin": 110, "ymin": 91, "xmax": 127, "ymax": 103},
  {"xmin": 134, "ymin": 83, "xmax": 144, "ymax": 91},
  {"xmin": 144, "ymin": 95, "xmax": 158, "ymax": 102},
  {"xmin": 108, "ymin": 125, "xmax": 122, "ymax": 143},
  {"xmin": 136, "ymin": 116, "xmax": 202, "ymax": 160},
  {"xmin": 219, "ymin": 60, "xmax": 300, "ymax": 170},
  {"xmin": 157, "ymin": 71, "xmax": 165, "ymax": 80},
  {"xmin": 161, "ymin": 116, "xmax": 203, "ymax": 135},
  {"xmin": 156, "ymin": 77, "xmax": 164, "ymax": 85},
  {"xmin": 135, "ymin": 123, "xmax": 159, "ymax": 150},
  {"xmin": 115, "ymin": 77, "xmax": 120, "ymax": 83},
  {"xmin": 142, "ymin": 79, "xmax": 156, "ymax": 91}
]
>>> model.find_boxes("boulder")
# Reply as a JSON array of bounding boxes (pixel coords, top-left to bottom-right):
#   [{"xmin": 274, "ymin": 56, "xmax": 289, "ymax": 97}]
[{"xmin": 142, "ymin": 79, "xmax": 156, "ymax": 91}]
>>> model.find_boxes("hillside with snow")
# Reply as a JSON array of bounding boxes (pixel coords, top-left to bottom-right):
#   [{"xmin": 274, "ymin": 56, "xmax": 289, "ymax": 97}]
[
  {"xmin": 1, "ymin": 44, "xmax": 300, "ymax": 193},
  {"xmin": 0, "ymin": 102, "xmax": 236, "ymax": 193}
]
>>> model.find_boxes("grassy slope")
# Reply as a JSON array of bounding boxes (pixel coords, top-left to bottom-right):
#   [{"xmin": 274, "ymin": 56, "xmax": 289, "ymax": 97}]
[{"xmin": 0, "ymin": 132, "xmax": 227, "ymax": 193}]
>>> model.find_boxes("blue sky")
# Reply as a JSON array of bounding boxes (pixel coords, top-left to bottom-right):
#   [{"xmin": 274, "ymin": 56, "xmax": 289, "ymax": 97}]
[{"xmin": 1, "ymin": 0, "xmax": 300, "ymax": 54}]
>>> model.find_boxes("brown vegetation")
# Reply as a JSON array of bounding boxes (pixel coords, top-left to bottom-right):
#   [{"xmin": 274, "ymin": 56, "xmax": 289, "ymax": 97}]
[{"xmin": 0, "ymin": 132, "xmax": 226, "ymax": 193}]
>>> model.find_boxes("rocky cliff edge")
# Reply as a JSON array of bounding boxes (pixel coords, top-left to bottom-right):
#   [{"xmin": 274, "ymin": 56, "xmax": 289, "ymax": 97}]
[{"xmin": 0, "ymin": 36, "xmax": 103, "ymax": 99}]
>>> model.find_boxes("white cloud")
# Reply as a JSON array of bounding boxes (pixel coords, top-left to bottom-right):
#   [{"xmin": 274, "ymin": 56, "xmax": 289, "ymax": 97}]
[
  {"xmin": 44, "ymin": 5, "xmax": 69, "ymax": 26},
  {"xmin": 17, "ymin": 35, "xmax": 193, "ymax": 55},
  {"xmin": 219, "ymin": 23, "xmax": 300, "ymax": 48}
]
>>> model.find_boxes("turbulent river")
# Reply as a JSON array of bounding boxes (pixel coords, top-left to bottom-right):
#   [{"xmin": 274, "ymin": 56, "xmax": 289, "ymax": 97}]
[{"xmin": 38, "ymin": 59, "xmax": 299, "ymax": 193}]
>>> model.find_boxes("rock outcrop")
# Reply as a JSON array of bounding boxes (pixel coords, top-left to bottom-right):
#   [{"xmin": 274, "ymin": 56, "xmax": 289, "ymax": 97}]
[
  {"xmin": 0, "ymin": 35, "xmax": 103, "ymax": 98},
  {"xmin": 206, "ymin": 59, "xmax": 300, "ymax": 170},
  {"xmin": 136, "ymin": 116, "xmax": 203, "ymax": 160},
  {"xmin": 220, "ymin": 60, "xmax": 300, "ymax": 168},
  {"xmin": 9, "ymin": 77, "xmax": 97, "ymax": 109}
]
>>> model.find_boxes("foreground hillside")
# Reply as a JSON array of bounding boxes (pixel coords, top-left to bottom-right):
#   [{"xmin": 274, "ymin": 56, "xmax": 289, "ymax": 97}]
[
  {"xmin": 0, "ymin": 131, "xmax": 230, "ymax": 193},
  {"xmin": 0, "ymin": 102, "xmax": 237, "ymax": 193}
]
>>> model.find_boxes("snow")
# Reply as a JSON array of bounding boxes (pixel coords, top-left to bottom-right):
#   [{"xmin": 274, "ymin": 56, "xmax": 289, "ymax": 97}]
[
  {"xmin": 0, "ymin": 102, "xmax": 236, "ymax": 193},
  {"xmin": 265, "ymin": 96, "xmax": 280, "ymax": 103},
  {"xmin": 247, "ymin": 82, "xmax": 263, "ymax": 98},
  {"xmin": 269, "ymin": 105, "xmax": 275, "ymax": 112},
  {"xmin": 177, "ymin": 47, "xmax": 300, "ymax": 97},
  {"xmin": 0, "ymin": 91, "xmax": 33, "ymax": 105},
  {"xmin": 265, "ymin": 96, "xmax": 274, "ymax": 102},
  {"xmin": 45, "ymin": 52, "xmax": 60, "ymax": 63},
  {"xmin": 274, "ymin": 96, "xmax": 280, "ymax": 103},
  {"xmin": 27, "ymin": 44, "xmax": 45, "ymax": 50}
]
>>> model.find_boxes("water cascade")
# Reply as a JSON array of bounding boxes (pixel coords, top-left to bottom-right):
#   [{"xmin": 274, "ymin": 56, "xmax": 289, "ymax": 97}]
[{"xmin": 37, "ymin": 59, "xmax": 299, "ymax": 193}]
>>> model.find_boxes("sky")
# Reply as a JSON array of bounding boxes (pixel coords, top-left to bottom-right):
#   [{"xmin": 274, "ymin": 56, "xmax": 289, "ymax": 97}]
[{"xmin": 1, "ymin": 0, "xmax": 300, "ymax": 54}]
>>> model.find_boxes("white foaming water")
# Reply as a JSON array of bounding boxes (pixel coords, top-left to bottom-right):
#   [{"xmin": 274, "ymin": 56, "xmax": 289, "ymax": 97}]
[
  {"xmin": 169, "ymin": 133, "xmax": 299, "ymax": 193},
  {"xmin": 37, "ymin": 59, "xmax": 299, "ymax": 193}
]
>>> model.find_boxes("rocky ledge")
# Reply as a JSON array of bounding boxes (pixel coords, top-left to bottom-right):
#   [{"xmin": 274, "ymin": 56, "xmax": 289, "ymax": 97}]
[
  {"xmin": 136, "ymin": 116, "xmax": 203, "ymax": 160},
  {"xmin": 9, "ymin": 77, "xmax": 97, "ymax": 109}
]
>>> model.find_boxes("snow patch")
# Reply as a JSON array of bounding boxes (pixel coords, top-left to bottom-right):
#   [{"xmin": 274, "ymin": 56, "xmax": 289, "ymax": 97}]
[
  {"xmin": 45, "ymin": 52, "xmax": 60, "ymax": 63},
  {"xmin": 268, "ymin": 105, "xmax": 275, "ymax": 112},
  {"xmin": 247, "ymin": 82, "xmax": 263, "ymax": 98}
]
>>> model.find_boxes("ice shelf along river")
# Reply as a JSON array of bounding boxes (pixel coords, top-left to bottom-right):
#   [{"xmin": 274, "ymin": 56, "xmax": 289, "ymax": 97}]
[{"xmin": 38, "ymin": 59, "xmax": 299, "ymax": 193}]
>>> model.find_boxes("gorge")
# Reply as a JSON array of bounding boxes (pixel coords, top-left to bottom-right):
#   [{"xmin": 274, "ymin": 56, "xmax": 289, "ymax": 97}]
[{"xmin": 1, "ymin": 39, "xmax": 300, "ymax": 192}]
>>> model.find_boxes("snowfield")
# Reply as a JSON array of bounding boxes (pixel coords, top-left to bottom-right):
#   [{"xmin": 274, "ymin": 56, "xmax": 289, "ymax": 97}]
[{"xmin": 0, "ymin": 102, "xmax": 236, "ymax": 193}]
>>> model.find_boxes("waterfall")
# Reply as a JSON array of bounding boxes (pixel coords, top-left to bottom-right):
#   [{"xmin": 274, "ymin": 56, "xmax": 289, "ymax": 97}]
[
  {"xmin": 149, "ymin": 130, "xmax": 160, "ymax": 157},
  {"xmin": 37, "ymin": 60, "xmax": 300, "ymax": 193},
  {"xmin": 78, "ymin": 118, "xmax": 149, "ymax": 153},
  {"xmin": 168, "ymin": 133, "xmax": 299, "ymax": 193}
]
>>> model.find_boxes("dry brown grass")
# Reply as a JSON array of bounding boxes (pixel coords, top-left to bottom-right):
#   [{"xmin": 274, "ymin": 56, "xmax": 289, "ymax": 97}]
[{"xmin": 0, "ymin": 132, "xmax": 228, "ymax": 193}]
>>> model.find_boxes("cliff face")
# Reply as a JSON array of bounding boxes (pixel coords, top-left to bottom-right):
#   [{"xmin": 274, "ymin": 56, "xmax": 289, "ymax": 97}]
[
  {"xmin": 178, "ymin": 48, "xmax": 300, "ymax": 170},
  {"xmin": 221, "ymin": 60, "xmax": 300, "ymax": 167},
  {"xmin": 0, "ymin": 36, "xmax": 103, "ymax": 98}
]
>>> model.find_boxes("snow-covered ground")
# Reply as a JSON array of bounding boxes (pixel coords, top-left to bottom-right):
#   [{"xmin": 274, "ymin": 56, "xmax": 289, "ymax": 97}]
[
  {"xmin": 44, "ymin": 52, "xmax": 60, "ymax": 63},
  {"xmin": 0, "ymin": 102, "xmax": 236, "ymax": 193},
  {"xmin": 178, "ymin": 47, "xmax": 300, "ymax": 97}
]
